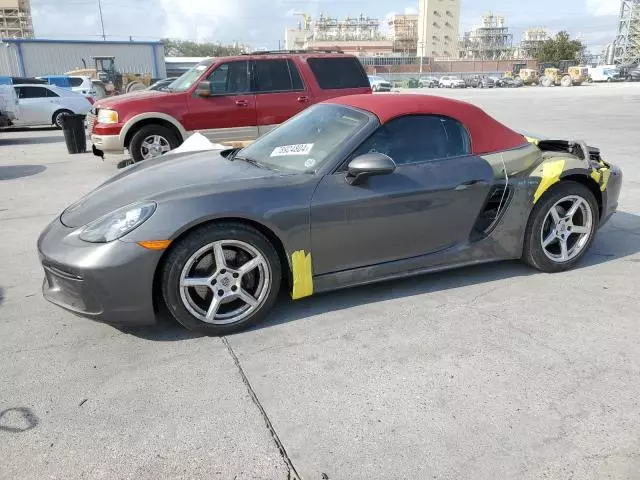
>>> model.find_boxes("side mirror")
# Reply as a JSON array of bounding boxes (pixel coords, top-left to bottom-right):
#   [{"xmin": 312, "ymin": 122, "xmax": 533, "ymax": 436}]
[
  {"xmin": 346, "ymin": 153, "xmax": 396, "ymax": 185},
  {"xmin": 196, "ymin": 81, "xmax": 212, "ymax": 97}
]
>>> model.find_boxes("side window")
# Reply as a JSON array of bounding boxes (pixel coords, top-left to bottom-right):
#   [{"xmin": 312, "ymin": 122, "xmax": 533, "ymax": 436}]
[
  {"xmin": 70, "ymin": 77, "xmax": 84, "ymax": 87},
  {"xmin": 351, "ymin": 115, "xmax": 470, "ymax": 166},
  {"xmin": 18, "ymin": 86, "xmax": 49, "ymax": 99},
  {"xmin": 46, "ymin": 88, "xmax": 59, "ymax": 98},
  {"xmin": 15, "ymin": 87, "xmax": 25, "ymax": 99},
  {"xmin": 253, "ymin": 59, "xmax": 303, "ymax": 93},
  {"xmin": 307, "ymin": 57, "xmax": 369, "ymax": 89},
  {"xmin": 288, "ymin": 60, "xmax": 304, "ymax": 90},
  {"xmin": 207, "ymin": 61, "xmax": 250, "ymax": 95}
]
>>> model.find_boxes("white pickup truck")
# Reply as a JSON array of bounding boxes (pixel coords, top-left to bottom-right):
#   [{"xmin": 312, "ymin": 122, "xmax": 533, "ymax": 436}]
[{"xmin": 0, "ymin": 84, "xmax": 20, "ymax": 127}]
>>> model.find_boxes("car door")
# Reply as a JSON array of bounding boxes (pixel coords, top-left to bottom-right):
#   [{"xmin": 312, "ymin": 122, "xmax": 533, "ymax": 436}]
[
  {"xmin": 14, "ymin": 86, "xmax": 52, "ymax": 125},
  {"xmin": 183, "ymin": 60, "xmax": 258, "ymax": 143},
  {"xmin": 310, "ymin": 115, "xmax": 495, "ymax": 276},
  {"xmin": 252, "ymin": 58, "xmax": 313, "ymax": 136}
]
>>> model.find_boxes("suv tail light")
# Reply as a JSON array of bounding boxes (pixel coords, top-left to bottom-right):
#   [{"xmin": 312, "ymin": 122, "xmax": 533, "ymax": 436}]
[{"xmin": 86, "ymin": 96, "xmax": 95, "ymax": 105}]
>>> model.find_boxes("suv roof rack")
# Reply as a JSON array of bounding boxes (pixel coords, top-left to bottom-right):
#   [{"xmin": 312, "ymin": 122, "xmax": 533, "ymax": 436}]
[{"xmin": 243, "ymin": 49, "xmax": 345, "ymax": 55}]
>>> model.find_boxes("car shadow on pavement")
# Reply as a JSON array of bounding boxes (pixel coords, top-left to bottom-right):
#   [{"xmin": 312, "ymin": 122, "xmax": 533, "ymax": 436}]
[
  {"xmin": 0, "ymin": 136, "xmax": 63, "ymax": 146},
  {"xmin": 122, "ymin": 211, "xmax": 640, "ymax": 339},
  {"xmin": 0, "ymin": 126, "xmax": 58, "ymax": 132},
  {"xmin": 0, "ymin": 165, "xmax": 46, "ymax": 181}
]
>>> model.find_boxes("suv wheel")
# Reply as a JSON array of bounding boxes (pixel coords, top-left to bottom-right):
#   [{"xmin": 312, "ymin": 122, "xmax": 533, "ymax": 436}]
[{"xmin": 129, "ymin": 124, "xmax": 180, "ymax": 162}]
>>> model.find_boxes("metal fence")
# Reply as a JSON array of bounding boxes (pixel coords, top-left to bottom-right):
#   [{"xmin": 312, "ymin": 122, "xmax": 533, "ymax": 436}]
[{"xmin": 370, "ymin": 71, "xmax": 506, "ymax": 83}]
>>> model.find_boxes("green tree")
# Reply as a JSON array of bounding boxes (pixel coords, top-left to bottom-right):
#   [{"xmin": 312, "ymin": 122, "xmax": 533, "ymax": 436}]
[
  {"xmin": 162, "ymin": 39, "xmax": 246, "ymax": 57},
  {"xmin": 535, "ymin": 31, "xmax": 585, "ymax": 62}
]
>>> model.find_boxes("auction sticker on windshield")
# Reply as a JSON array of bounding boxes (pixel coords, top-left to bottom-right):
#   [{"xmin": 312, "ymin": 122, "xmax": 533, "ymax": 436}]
[{"xmin": 270, "ymin": 144, "xmax": 314, "ymax": 157}]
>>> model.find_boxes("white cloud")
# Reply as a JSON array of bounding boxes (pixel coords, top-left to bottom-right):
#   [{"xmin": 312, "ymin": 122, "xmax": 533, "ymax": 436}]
[
  {"xmin": 586, "ymin": 0, "xmax": 620, "ymax": 16},
  {"xmin": 160, "ymin": 0, "xmax": 241, "ymax": 42},
  {"xmin": 404, "ymin": 7, "xmax": 418, "ymax": 15}
]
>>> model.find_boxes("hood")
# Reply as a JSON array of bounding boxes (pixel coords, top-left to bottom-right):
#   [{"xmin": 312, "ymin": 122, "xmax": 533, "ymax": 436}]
[
  {"xmin": 94, "ymin": 89, "xmax": 171, "ymax": 109},
  {"xmin": 60, "ymin": 150, "xmax": 287, "ymax": 228}
]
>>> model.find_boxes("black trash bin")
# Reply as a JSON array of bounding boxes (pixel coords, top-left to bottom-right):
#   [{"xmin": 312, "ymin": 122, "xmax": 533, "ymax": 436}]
[{"xmin": 60, "ymin": 114, "xmax": 87, "ymax": 154}]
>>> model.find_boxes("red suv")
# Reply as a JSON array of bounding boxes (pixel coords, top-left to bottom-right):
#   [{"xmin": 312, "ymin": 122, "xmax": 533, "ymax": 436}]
[{"xmin": 89, "ymin": 52, "xmax": 372, "ymax": 162}]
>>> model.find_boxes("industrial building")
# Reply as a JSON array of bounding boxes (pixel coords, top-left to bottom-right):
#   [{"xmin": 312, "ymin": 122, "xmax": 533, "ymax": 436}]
[
  {"xmin": 0, "ymin": 38, "xmax": 166, "ymax": 78},
  {"xmin": 515, "ymin": 27, "xmax": 549, "ymax": 60},
  {"xmin": 460, "ymin": 13, "xmax": 513, "ymax": 60},
  {"xmin": 613, "ymin": 0, "xmax": 640, "ymax": 65},
  {"xmin": 387, "ymin": 14, "xmax": 418, "ymax": 55},
  {"xmin": 284, "ymin": 13, "xmax": 393, "ymax": 56},
  {"xmin": 0, "ymin": 0, "xmax": 33, "ymax": 38},
  {"xmin": 417, "ymin": 0, "xmax": 460, "ymax": 59}
]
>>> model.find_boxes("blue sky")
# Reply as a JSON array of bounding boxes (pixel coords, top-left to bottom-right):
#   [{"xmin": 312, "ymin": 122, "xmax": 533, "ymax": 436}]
[{"xmin": 30, "ymin": 0, "xmax": 621, "ymax": 52}]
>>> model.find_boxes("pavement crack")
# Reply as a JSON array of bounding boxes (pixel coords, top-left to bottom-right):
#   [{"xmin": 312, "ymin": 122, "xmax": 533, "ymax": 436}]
[{"xmin": 222, "ymin": 337, "xmax": 301, "ymax": 480}]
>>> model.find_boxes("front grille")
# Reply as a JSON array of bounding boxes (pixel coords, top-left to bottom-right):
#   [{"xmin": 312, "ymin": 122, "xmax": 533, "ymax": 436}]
[{"xmin": 86, "ymin": 108, "xmax": 98, "ymax": 132}]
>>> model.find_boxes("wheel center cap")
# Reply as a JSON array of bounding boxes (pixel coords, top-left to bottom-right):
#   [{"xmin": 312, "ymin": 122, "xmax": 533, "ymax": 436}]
[{"xmin": 220, "ymin": 277, "xmax": 231, "ymax": 288}]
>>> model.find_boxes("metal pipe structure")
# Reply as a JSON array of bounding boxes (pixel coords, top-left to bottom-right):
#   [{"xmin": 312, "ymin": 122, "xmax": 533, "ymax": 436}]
[{"xmin": 614, "ymin": 0, "xmax": 640, "ymax": 66}]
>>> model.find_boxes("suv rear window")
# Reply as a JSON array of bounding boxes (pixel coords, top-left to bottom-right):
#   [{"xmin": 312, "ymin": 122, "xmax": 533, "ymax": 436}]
[
  {"xmin": 307, "ymin": 57, "xmax": 369, "ymax": 89},
  {"xmin": 70, "ymin": 77, "xmax": 84, "ymax": 87}
]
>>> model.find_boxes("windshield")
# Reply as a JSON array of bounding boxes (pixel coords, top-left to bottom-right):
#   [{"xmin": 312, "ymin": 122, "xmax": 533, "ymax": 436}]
[
  {"xmin": 167, "ymin": 59, "xmax": 214, "ymax": 92},
  {"xmin": 369, "ymin": 76, "xmax": 385, "ymax": 82},
  {"xmin": 237, "ymin": 104, "xmax": 372, "ymax": 173}
]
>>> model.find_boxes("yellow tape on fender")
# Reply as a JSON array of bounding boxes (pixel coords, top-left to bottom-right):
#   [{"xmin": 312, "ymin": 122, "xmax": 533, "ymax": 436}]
[
  {"xmin": 533, "ymin": 159, "xmax": 565, "ymax": 204},
  {"xmin": 291, "ymin": 250, "xmax": 313, "ymax": 300},
  {"xmin": 591, "ymin": 166, "xmax": 611, "ymax": 192}
]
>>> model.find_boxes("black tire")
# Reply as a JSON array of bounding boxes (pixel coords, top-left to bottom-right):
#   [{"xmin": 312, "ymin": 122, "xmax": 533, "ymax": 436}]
[
  {"xmin": 522, "ymin": 181, "xmax": 599, "ymax": 273},
  {"xmin": 53, "ymin": 109, "xmax": 73, "ymax": 129},
  {"xmin": 129, "ymin": 124, "xmax": 180, "ymax": 162},
  {"xmin": 161, "ymin": 222, "xmax": 282, "ymax": 335}
]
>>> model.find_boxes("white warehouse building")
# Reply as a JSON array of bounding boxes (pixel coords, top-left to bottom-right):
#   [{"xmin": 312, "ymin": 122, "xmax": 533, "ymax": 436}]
[{"xmin": 0, "ymin": 38, "xmax": 166, "ymax": 78}]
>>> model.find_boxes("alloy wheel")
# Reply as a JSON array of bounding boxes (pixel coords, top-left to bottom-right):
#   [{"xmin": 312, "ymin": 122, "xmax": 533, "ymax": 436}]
[
  {"xmin": 540, "ymin": 195, "xmax": 593, "ymax": 263},
  {"xmin": 140, "ymin": 134, "xmax": 171, "ymax": 159},
  {"xmin": 179, "ymin": 240, "xmax": 271, "ymax": 325},
  {"xmin": 55, "ymin": 112, "xmax": 70, "ymax": 128}
]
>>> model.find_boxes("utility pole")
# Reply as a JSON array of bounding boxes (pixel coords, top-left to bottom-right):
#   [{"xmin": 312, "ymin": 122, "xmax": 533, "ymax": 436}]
[{"xmin": 98, "ymin": 0, "xmax": 106, "ymax": 41}]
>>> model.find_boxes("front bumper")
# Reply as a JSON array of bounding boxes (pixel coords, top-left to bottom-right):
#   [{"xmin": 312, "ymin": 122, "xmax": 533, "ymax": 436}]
[
  {"xmin": 37, "ymin": 218, "xmax": 162, "ymax": 327},
  {"xmin": 91, "ymin": 133, "xmax": 124, "ymax": 155}
]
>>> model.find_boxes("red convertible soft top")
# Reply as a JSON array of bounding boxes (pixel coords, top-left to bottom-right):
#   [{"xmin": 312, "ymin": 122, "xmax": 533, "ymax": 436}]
[{"xmin": 328, "ymin": 94, "xmax": 528, "ymax": 155}]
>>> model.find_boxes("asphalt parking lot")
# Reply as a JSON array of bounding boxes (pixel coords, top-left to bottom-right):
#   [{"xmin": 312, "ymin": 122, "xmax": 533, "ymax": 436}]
[{"xmin": 2, "ymin": 83, "xmax": 640, "ymax": 480}]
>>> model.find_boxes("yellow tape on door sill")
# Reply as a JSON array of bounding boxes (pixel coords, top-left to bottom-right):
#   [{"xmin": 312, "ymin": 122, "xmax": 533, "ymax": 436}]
[{"xmin": 291, "ymin": 250, "xmax": 313, "ymax": 300}]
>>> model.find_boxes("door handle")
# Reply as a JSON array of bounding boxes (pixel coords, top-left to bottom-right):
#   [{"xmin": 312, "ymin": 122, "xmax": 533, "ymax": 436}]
[
  {"xmin": 235, "ymin": 100, "xmax": 248, "ymax": 107},
  {"xmin": 454, "ymin": 179, "xmax": 488, "ymax": 191},
  {"xmin": 297, "ymin": 95, "xmax": 309, "ymax": 103}
]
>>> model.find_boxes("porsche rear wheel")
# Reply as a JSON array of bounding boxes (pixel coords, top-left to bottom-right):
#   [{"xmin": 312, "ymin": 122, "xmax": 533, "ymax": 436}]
[
  {"xmin": 161, "ymin": 223, "xmax": 281, "ymax": 335},
  {"xmin": 523, "ymin": 181, "xmax": 599, "ymax": 272}
]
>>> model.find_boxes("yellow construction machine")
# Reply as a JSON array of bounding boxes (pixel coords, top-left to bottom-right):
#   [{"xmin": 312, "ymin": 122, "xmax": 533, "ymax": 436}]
[
  {"xmin": 538, "ymin": 61, "xmax": 589, "ymax": 87},
  {"xmin": 518, "ymin": 68, "xmax": 539, "ymax": 85},
  {"xmin": 66, "ymin": 56, "xmax": 151, "ymax": 96}
]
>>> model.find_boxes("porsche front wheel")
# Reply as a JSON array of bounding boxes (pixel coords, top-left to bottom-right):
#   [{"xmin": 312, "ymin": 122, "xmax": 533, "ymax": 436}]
[
  {"xmin": 161, "ymin": 223, "xmax": 281, "ymax": 335},
  {"xmin": 523, "ymin": 181, "xmax": 599, "ymax": 273}
]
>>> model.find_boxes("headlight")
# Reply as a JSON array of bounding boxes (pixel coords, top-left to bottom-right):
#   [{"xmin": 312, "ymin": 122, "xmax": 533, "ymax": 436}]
[
  {"xmin": 78, "ymin": 202, "xmax": 156, "ymax": 243},
  {"xmin": 97, "ymin": 109, "xmax": 119, "ymax": 124}
]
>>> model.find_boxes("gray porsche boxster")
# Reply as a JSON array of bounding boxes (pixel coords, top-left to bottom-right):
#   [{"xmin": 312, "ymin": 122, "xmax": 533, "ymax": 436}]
[{"xmin": 38, "ymin": 94, "xmax": 622, "ymax": 335}]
